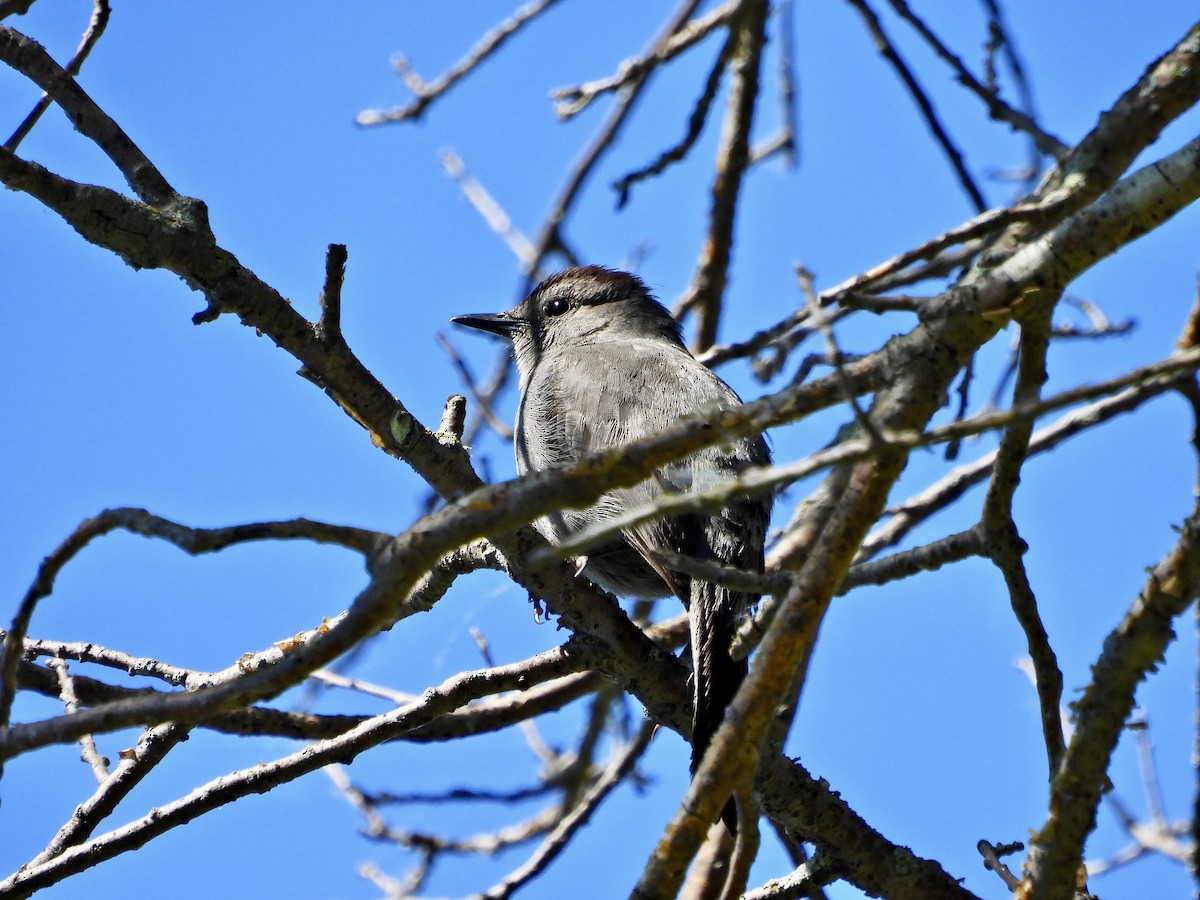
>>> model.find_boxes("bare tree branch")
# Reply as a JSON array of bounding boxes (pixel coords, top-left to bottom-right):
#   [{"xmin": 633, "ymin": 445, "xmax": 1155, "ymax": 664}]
[
  {"xmin": 356, "ymin": 0, "xmax": 564, "ymax": 126},
  {"xmin": 1026, "ymin": 448, "xmax": 1200, "ymax": 897},
  {"xmin": 612, "ymin": 23, "xmax": 735, "ymax": 208},
  {"xmin": 5, "ymin": 9, "xmax": 1200, "ymax": 899},
  {"xmin": 0, "ymin": 647, "xmax": 591, "ymax": 899},
  {"xmin": 4, "ymin": 0, "xmax": 109, "ymax": 150},
  {"xmin": 884, "ymin": 0, "xmax": 1068, "ymax": 158},
  {"xmin": 46, "ymin": 659, "xmax": 110, "ymax": 782},
  {"xmin": 469, "ymin": 718, "xmax": 656, "ymax": 900},
  {"xmin": 551, "ymin": 1, "xmax": 739, "ymax": 119},
  {"xmin": 979, "ymin": 301, "xmax": 1066, "ymax": 777},
  {"xmin": 675, "ymin": 0, "xmax": 769, "ymax": 350},
  {"xmin": 844, "ymin": 0, "xmax": 987, "ymax": 212}
]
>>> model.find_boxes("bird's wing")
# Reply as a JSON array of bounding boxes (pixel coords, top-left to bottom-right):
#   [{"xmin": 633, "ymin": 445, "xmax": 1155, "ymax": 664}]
[{"xmin": 517, "ymin": 337, "xmax": 767, "ymax": 591}]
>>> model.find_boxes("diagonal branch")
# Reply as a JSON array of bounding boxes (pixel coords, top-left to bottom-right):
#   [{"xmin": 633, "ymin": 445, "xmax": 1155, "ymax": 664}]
[
  {"xmin": 525, "ymin": 0, "xmax": 708, "ymax": 283},
  {"xmin": 25, "ymin": 723, "xmax": 192, "ymax": 868},
  {"xmin": 844, "ymin": 0, "xmax": 987, "ymax": 212},
  {"xmin": 612, "ymin": 22, "xmax": 735, "ymax": 208},
  {"xmin": 356, "ymin": 0, "xmax": 563, "ymax": 126},
  {"xmin": 884, "ymin": 0, "xmax": 1067, "ymax": 158},
  {"xmin": 470, "ymin": 718, "xmax": 657, "ymax": 899},
  {"xmin": 551, "ymin": 0, "xmax": 739, "ymax": 119},
  {"xmin": 0, "ymin": 646, "xmax": 592, "ymax": 899},
  {"xmin": 4, "ymin": 0, "xmax": 109, "ymax": 150},
  {"xmin": 0, "ymin": 25, "xmax": 176, "ymax": 207}
]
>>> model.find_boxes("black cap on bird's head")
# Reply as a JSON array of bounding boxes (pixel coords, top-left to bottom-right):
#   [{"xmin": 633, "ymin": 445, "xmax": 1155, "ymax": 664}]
[{"xmin": 451, "ymin": 266, "xmax": 685, "ymax": 357}]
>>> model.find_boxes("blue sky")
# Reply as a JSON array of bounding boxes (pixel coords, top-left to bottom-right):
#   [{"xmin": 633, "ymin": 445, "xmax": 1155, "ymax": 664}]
[{"xmin": 3, "ymin": 3, "xmax": 1199, "ymax": 898}]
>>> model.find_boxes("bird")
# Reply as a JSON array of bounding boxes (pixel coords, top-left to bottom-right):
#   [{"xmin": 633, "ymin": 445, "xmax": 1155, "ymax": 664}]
[{"xmin": 452, "ymin": 265, "xmax": 770, "ymax": 832}]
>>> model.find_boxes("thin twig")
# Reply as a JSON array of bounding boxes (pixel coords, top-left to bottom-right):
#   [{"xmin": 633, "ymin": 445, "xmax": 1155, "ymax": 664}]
[
  {"xmin": 980, "ymin": 299, "xmax": 1066, "ymax": 777},
  {"xmin": 356, "ymin": 0, "xmax": 563, "ymax": 125},
  {"xmin": 698, "ymin": 304, "xmax": 814, "ymax": 369},
  {"xmin": 979, "ymin": 0, "xmax": 1047, "ymax": 183},
  {"xmin": 13, "ymin": 653, "xmax": 180, "ymax": 700},
  {"xmin": 1088, "ymin": 719, "xmax": 1191, "ymax": 873},
  {"xmin": 47, "ymin": 659, "xmax": 109, "ymax": 782},
  {"xmin": 844, "ymin": 0, "xmax": 987, "ymax": 212},
  {"xmin": 438, "ymin": 331, "xmax": 515, "ymax": 439},
  {"xmin": 439, "ymin": 149, "xmax": 537, "ymax": 268},
  {"xmin": 363, "ymin": 782, "xmax": 557, "ymax": 808},
  {"xmin": 359, "ymin": 857, "xmax": 427, "ymax": 898},
  {"xmin": 527, "ymin": 0, "xmax": 709, "ymax": 286},
  {"xmin": 942, "ymin": 353, "xmax": 977, "ymax": 460},
  {"xmin": 463, "ymin": 350, "xmax": 517, "ymax": 450},
  {"xmin": 4, "ymin": 0, "xmax": 110, "ymax": 150},
  {"xmin": 469, "ymin": 718, "xmax": 656, "ymax": 900},
  {"xmin": 0, "ymin": 27, "xmax": 178, "ymax": 208},
  {"xmin": 796, "ymin": 264, "xmax": 881, "ymax": 443},
  {"xmin": 316, "ymin": 243, "xmax": 347, "ymax": 343},
  {"xmin": 551, "ymin": 1, "xmax": 739, "ymax": 119},
  {"xmin": 612, "ymin": 23, "xmax": 735, "ymax": 208},
  {"xmin": 885, "ymin": 0, "xmax": 1067, "ymax": 158},
  {"xmin": 24, "ymin": 723, "xmax": 191, "ymax": 869},
  {"xmin": 326, "ymin": 762, "xmax": 563, "ymax": 868},
  {"xmin": 306, "ymin": 669, "xmax": 418, "ymax": 706},
  {"xmin": 555, "ymin": 684, "xmax": 619, "ymax": 809},
  {"xmin": 769, "ymin": 0, "xmax": 798, "ymax": 168},
  {"xmin": 859, "ymin": 376, "xmax": 1185, "ymax": 560},
  {"xmin": 839, "ymin": 527, "xmax": 983, "ymax": 592}
]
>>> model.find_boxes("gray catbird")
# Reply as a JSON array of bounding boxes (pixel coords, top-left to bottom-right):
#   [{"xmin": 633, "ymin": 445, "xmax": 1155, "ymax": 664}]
[{"xmin": 453, "ymin": 266, "xmax": 770, "ymax": 831}]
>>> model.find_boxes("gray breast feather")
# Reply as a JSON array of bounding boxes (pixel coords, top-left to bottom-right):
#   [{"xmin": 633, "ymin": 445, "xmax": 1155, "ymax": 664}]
[{"xmin": 515, "ymin": 337, "xmax": 767, "ymax": 576}]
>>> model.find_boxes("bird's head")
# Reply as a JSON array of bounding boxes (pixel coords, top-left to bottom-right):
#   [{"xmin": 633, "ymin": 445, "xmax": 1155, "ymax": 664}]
[{"xmin": 452, "ymin": 266, "xmax": 684, "ymax": 373}]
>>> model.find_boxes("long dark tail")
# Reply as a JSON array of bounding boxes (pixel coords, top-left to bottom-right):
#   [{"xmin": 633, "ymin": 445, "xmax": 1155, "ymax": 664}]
[{"xmin": 689, "ymin": 579, "xmax": 748, "ymax": 835}]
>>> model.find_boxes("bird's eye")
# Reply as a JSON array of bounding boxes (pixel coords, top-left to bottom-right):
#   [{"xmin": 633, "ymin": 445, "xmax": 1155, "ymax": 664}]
[{"xmin": 544, "ymin": 298, "xmax": 569, "ymax": 317}]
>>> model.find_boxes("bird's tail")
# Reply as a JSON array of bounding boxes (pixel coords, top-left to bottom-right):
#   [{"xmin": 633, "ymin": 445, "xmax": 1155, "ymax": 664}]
[{"xmin": 688, "ymin": 579, "xmax": 748, "ymax": 835}]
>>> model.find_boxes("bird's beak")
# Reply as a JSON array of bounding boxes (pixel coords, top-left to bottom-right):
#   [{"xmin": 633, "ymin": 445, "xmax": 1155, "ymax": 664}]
[{"xmin": 450, "ymin": 312, "xmax": 522, "ymax": 337}]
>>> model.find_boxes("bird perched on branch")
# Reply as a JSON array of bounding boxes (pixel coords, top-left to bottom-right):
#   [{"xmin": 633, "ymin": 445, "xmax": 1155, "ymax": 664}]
[{"xmin": 453, "ymin": 265, "xmax": 770, "ymax": 832}]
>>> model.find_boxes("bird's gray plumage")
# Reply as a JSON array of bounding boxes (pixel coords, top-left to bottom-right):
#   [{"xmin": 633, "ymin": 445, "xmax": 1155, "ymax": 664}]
[{"xmin": 453, "ymin": 266, "xmax": 769, "ymax": 832}]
